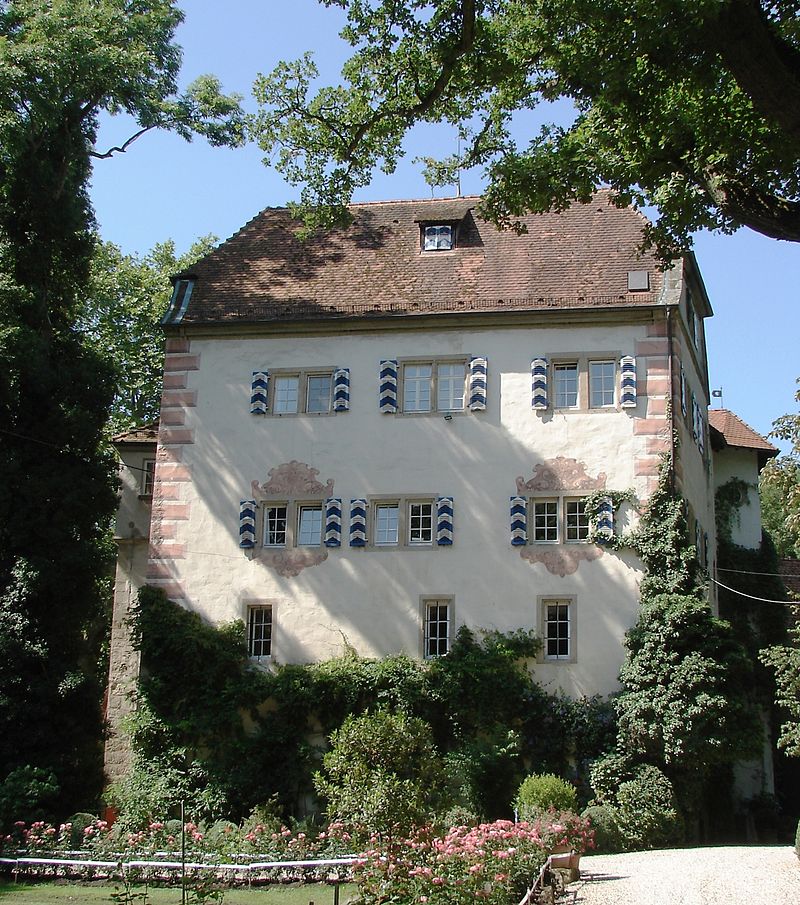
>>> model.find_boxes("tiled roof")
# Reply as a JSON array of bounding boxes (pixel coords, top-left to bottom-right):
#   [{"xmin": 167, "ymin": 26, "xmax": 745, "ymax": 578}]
[
  {"xmin": 708, "ymin": 409, "xmax": 778, "ymax": 455},
  {"xmin": 175, "ymin": 192, "xmax": 666, "ymax": 324},
  {"xmin": 112, "ymin": 423, "xmax": 159, "ymax": 445}
]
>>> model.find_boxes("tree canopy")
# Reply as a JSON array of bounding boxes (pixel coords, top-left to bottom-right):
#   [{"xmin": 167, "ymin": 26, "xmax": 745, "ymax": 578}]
[
  {"xmin": 252, "ymin": 0, "xmax": 800, "ymax": 259},
  {"xmin": 0, "ymin": 0, "xmax": 242, "ymax": 817},
  {"xmin": 760, "ymin": 379, "xmax": 800, "ymax": 558}
]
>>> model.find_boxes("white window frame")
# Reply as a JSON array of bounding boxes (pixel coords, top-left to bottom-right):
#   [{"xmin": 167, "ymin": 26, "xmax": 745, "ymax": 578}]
[
  {"xmin": 261, "ymin": 500, "xmax": 323, "ymax": 548},
  {"xmin": 140, "ymin": 458, "xmax": 156, "ymax": 497},
  {"xmin": 399, "ymin": 358, "xmax": 467, "ymax": 414},
  {"xmin": 546, "ymin": 353, "xmax": 621, "ymax": 412},
  {"xmin": 421, "ymin": 597, "xmax": 453, "ymax": 658},
  {"xmin": 368, "ymin": 496, "xmax": 437, "ymax": 549},
  {"xmin": 247, "ymin": 604, "xmax": 273, "ymax": 660},
  {"xmin": 565, "ymin": 499, "xmax": 590, "ymax": 542},
  {"xmin": 422, "ymin": 224, "xmax": 454, "ymax": 251},
  {"xmin": 553, "ymin": 362, "xmax": 579, "ymax": 409},
  {"xmin": 589, "ymin": 359, "xmax": 616, "ymax": 408},
  {"xmin": 529, "ymin": 497, "xmax": 591, "ymax": 545},
  {"xmin": 267, "ymin": 368, "xmax": 335, "ymax": 415},
  {"xmin": 539, "ymin": 596, "xmax": 576, "ymax": 663}
]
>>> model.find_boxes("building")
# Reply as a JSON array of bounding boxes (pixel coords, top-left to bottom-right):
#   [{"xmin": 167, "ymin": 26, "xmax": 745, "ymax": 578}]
[{"xmin": 105, "ymin": 192, "xmax": 724, "ymax": 781}]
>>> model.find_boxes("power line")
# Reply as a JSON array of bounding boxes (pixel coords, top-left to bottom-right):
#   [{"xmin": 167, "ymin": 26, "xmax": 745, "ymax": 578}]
[
  {"xmin": 717, "ymin": 567, "xmax": 791, "ymax": 578},
  {"xmin": 711, "ymin": 576, "xmax": 795, "ymax": 605}
]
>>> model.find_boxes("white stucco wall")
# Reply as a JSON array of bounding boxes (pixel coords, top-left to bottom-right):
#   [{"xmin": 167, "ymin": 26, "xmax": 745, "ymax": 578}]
[
  {"xmin": 148, "ymin": 315, "xmax": 683, "ymax": 699},
  {"xmin": 712, "ymin": 447, "xmax": 763, "ymax": 549}
]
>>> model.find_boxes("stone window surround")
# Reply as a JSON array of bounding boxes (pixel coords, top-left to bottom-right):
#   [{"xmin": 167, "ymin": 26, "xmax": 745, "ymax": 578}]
[
  {"xmin": 546, "ymin": 350, "xmax": 623, "ymax": 412},
  {"xmin": 264, "ymin": 366, "xmax": 338, "ymax": 416},
  {"xmin": 260, "ymin": 499, "xmax": 324, "ymax": 548},
  {"xmin": 366, "ymin": 494, "xmax": 439, "ymax": 550},
  {"xmin": 420, "ymin": 595, "xmax": 455, "ymax": 659},
  {"xmin": 529, "ymin": 496, "xmax": 592, "ymax": 545},
  {"xmin": 538, "ymin": 594, "xmax": 577, "ymax": 663},
  {"xmin": 244, "ymin": 599, "xmax": 276, "ymax": 661},
  {"xmin": 397, "ymin": 356, "xmax": 468, "ymax": 415}
]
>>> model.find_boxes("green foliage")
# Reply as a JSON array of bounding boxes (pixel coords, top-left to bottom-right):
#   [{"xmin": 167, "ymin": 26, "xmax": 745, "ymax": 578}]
[
  {"xmin": 253, "ymin": 1, "xmax": 800, "ymax": 256},
  {"xmin": 314, "ymin": 710, "xmax": 448, "ymax": 841},
  {"xmin": 127, "ymin": 589, "xmax": 612, "ymax": 827},
  {"xmin": 761, "ymin": 619, "xmax": 800, "ymax": 758},
  {"xmin": 614, "ymin": 765, "xmax": 684, "ymax": 851},
  {"xmin": 760, "ymin": 378, "xmax": 800, "ymax": 558},
  {"xmin": 581, "ymin": 805, "xmax": 623, "ymax": 854},
  {"xmin": 515, "ymin": 773, "xmax": 577, "ymax": 819},
  {"xmin": 0, "ymin": 766, "xmax": 58, "ymax": 830},
  {"xmin": 78, "ymin": 237, "xmax": 217, "ymax": 434}
]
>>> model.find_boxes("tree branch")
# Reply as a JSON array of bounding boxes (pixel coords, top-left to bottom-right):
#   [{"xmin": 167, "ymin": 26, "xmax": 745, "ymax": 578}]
[
  {"xmin": 704, "ymin": 172, "xmax": 800, "ymax": 241},
  {"xmin": 90, "ymin": 125, "xmax": 154, "ymax": 159}
]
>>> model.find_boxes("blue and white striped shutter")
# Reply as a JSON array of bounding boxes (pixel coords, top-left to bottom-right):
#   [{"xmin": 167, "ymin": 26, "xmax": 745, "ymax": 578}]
[
  {"xmin": 239, "ymin": 500, "xmax": 257, "ymax": 548},
  {"xmin": 379, "ymin": 360, "xmax": 398, "ymax": 413},
  {"xmin": 703, "ymin": 531, "xmax": 710, "ymax": 568},
  {"xmin": 324, "ymin": 498, "xmax": 342, "ymax": 547},
  {"xmin": 691, "ymin": 392, "xmax": 699, "ymax": 442},
  {"xmin": 251, "ymin": 371, "xmax": 269, "ymax": 414},
  {"xmin": 694, "ymin": 518, "xmax": 701, "ymax": 560},
  {"xmin": 594, "ymin": 497, "xmax": 614, "ymax": 543},
  {"xmin": 698, "ymin": 410, "xmax": 706, "ymax": 457},
  {"xmin": 333, "ymin": 368, "xmax": 350, "ymax": 412},
  {"xmin": 531, "ymin": 358, "xmax": 548, "ymax": 409},
  {"xmin": 510, "ymin": 496, "xmax": 528, "ymax": 545},
  {"xmin": 468, "ymin": 357, "xmax": 488, "ymax": 411},
  {"xmin": 680, "ymin": 365, "xmax": 687, "ymax": 418},
  {"xmin": 620, "ymin": 356, "xmax": 637, "ymax": 408},
  {"xmin": 350, "ymin": 499, "xmax": 367, "ymax": 546},
  {"xmin": 436, "ymin": 497, "xmax": 454, "ymax": 545}
]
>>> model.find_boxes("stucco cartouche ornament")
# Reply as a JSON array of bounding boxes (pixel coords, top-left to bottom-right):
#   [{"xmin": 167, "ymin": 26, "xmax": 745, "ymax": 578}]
[
  {"xmin": 250, "ymin": 461, "xmax": 333, "ymax": 577},
  {"xmin": 516, "ymin": 457, "xmax": 606, "ymax": 576}
]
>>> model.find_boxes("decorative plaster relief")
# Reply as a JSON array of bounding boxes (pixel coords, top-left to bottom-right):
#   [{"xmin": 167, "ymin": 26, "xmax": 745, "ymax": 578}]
[
  {"xmin": 251, "ymin": 461, "xmax": 335, "ymax": 500},
  {"xmin": 519, "ymin": 545, "xmax": 603, "ymax": 576},
  {"xmin": 516, "ymin": 456, "xmax": 607, "ymax": 494},
  {"xmin": 260, "ymin": 548, "xmax": 328, "ymax": 577}
]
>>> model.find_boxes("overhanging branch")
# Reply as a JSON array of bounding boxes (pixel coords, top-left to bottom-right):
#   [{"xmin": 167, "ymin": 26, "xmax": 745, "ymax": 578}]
[{"xmin": 91, "ymin": 126, "xmax": 154, "ymax": 160}]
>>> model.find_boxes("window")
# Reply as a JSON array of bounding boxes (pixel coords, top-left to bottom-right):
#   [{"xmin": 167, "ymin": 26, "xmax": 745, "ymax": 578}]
[
  {"xmin": 401, "ymin": 359, "xmax": 466, "ymax": 413},
  {"xmin": 565, "ymin": 500, "xmax": 590, "ymax": 541},
  {"xmin": 375, "ymin": 503, "xmax": 400, "ymax": 545},
  {"xmin": 141, "ymin": 458, "xmax": 156, "ymax": 497},
  {"xmin": 370, "ymin": 498, "xmax": 436, "ymax": 548},
  {"xmin": 271, "ymin": 370, "xmax": 334, "ymax": 414},
  {"xmin": 297, "ymin": 505, "xmax": 322, "ymax": 546},
  {"xmin": 423, "ymin": 599, "xmax": 451, "ymax": 658},
  {"xmin": 248, "ymin": 605, "xmax": 273, "ymax": 659},
  {"xmin": 533, "ymin": 500, "xmax": 559, "ymax": 542},
  {"xmin": 261, "ymin": 501, "xmax": 322, "ymax": 547},
  {"xmin": 422, "ymin": 224, "xmax": 453, "ymax": 251},
  {"xmin": 687, "ymin": 289, "xmax": 700, "ymax": 349},
  {"xmin": 264, "ymin": 505, "xmax": 288, "ymax": 546},
  {"xmin": 543, "ymin": 599, "xmax": 572, "ymax": 661},
  {"xmin": 589, "ymin": 360, "xmax": 615, "ymax": 407},
  {"xmin": 530, "ymin": 498, "xmax": 591, "ymax": 544},
  {"xmin": 554, "ymin": 362, "xmax": 578, "ymax": 408}
]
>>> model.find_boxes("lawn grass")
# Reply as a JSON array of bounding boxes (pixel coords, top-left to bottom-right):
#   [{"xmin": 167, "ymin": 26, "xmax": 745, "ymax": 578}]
[{"xmin": 0, "ymin": 879, "xmax": 358, "ymax": 905}]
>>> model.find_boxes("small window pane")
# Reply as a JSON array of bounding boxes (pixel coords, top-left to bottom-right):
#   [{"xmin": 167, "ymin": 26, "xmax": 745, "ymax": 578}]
[
  {"xmin": 404, "ymin": 364, "xmax": 432, "ymax": 412},
  {"xmin": 554, "ymin": 363, "xmax": 578, "ymax": 408},
  {"xmin": 264, "ymin": 505, "xmax": 288, "ymax": 546},
  {"xmin": 425, "ymin": 602, "xmax": 450, "ymax": 657},
  {"xmin": 298, "ymin": 505, "xmax": 322, "ymax": 546},
  {"xmin": 533, "ymin": 500, "xmax": 558, "ymax": 542},
  {"xmin": 437, "ymin": 362, "xmax": 465, "ymax": 411},
  {"xmin": 306, "ymin": 375, "xmax": 332, "ymax": 413},
  {"xmin": 566, "ymin": 500, "xmax": 589, "ymax": 541},
  {"xmin": 142, "ymin": 459, "xmax": 156, "ymax": 496},
  {"xmin": 375, "ymin": 504, "xmax": 399, "ymax": 545},
  {"xmin": 423, "ymin": 225, "xmax": 453, "ymax": 251},
  {"xmin": 589, "ymin": 361, "xmax": 615, "ymax": 407},
  {"xmin": 274, "ymin": 376, "xmax": 300, "ymax": 413},
  {"xmin": 545, "ymin": 602, "xmax": 570, "ymax": 660},
  {"xmin": 409, "ymin": 502, "xmax": 433, "ymax": 544},
  {"xmin": 248, "ymin": 606, "xmax": 272, "ymax": 658}
]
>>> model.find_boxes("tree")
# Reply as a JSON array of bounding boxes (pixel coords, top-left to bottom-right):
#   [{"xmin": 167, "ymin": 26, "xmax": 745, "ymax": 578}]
[
  {"xmin": 0, "ymin": 0, "xmax": 242, "ymax": 820},
  {"xmin": 78, "ymin": 236, "xmax": 217, "ymax": 435},
  {"xmin": 760, "ymin": 379, "xmax": 800, "ymax": 558},
  {"xmin": 252, "ymin": 0, "xmax": 800, "ymax": 259}
]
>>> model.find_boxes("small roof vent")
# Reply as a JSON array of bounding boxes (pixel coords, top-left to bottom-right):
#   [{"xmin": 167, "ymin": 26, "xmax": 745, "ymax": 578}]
[{"xmin": 627, "ymin": 270, "xmax": 650, "ymax": 292}]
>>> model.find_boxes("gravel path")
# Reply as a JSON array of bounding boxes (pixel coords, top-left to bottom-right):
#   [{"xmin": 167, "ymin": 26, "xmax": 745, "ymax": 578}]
[{"xmin": 564, "ymin": 846, "xmax": 799, "ymax": 905}]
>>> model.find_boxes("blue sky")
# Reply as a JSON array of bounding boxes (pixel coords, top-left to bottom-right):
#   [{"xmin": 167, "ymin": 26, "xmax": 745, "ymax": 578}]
[{"xmin": 89, "ymin": 0, "xmax": 798, "ymax": 452}]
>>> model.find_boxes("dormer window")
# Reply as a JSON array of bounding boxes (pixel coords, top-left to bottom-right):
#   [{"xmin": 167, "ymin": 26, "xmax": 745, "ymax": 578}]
[
  {"xmin": 423, "ymin": 224, "xmax": 454, "ymax": 251},
  {"xmin": 163, "ymin": 277, "xmax": 195, "ymax": 324}
]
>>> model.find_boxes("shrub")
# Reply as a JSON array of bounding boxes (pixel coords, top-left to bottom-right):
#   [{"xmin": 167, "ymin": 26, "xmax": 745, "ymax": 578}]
[
  {"xmin": 582, "ymin": 805, "xmax": 623, "ymax": 853},
  {"xmin": 515, "ymin": 773, "xmax": 577, "ymax": 819},
  {"xmin": 0, "ymin": 766, "xmax": 59, "ymax": 830},
  {"xmin": 614, "ymin": 765, "xmax": 683, "ymax": 850}
]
